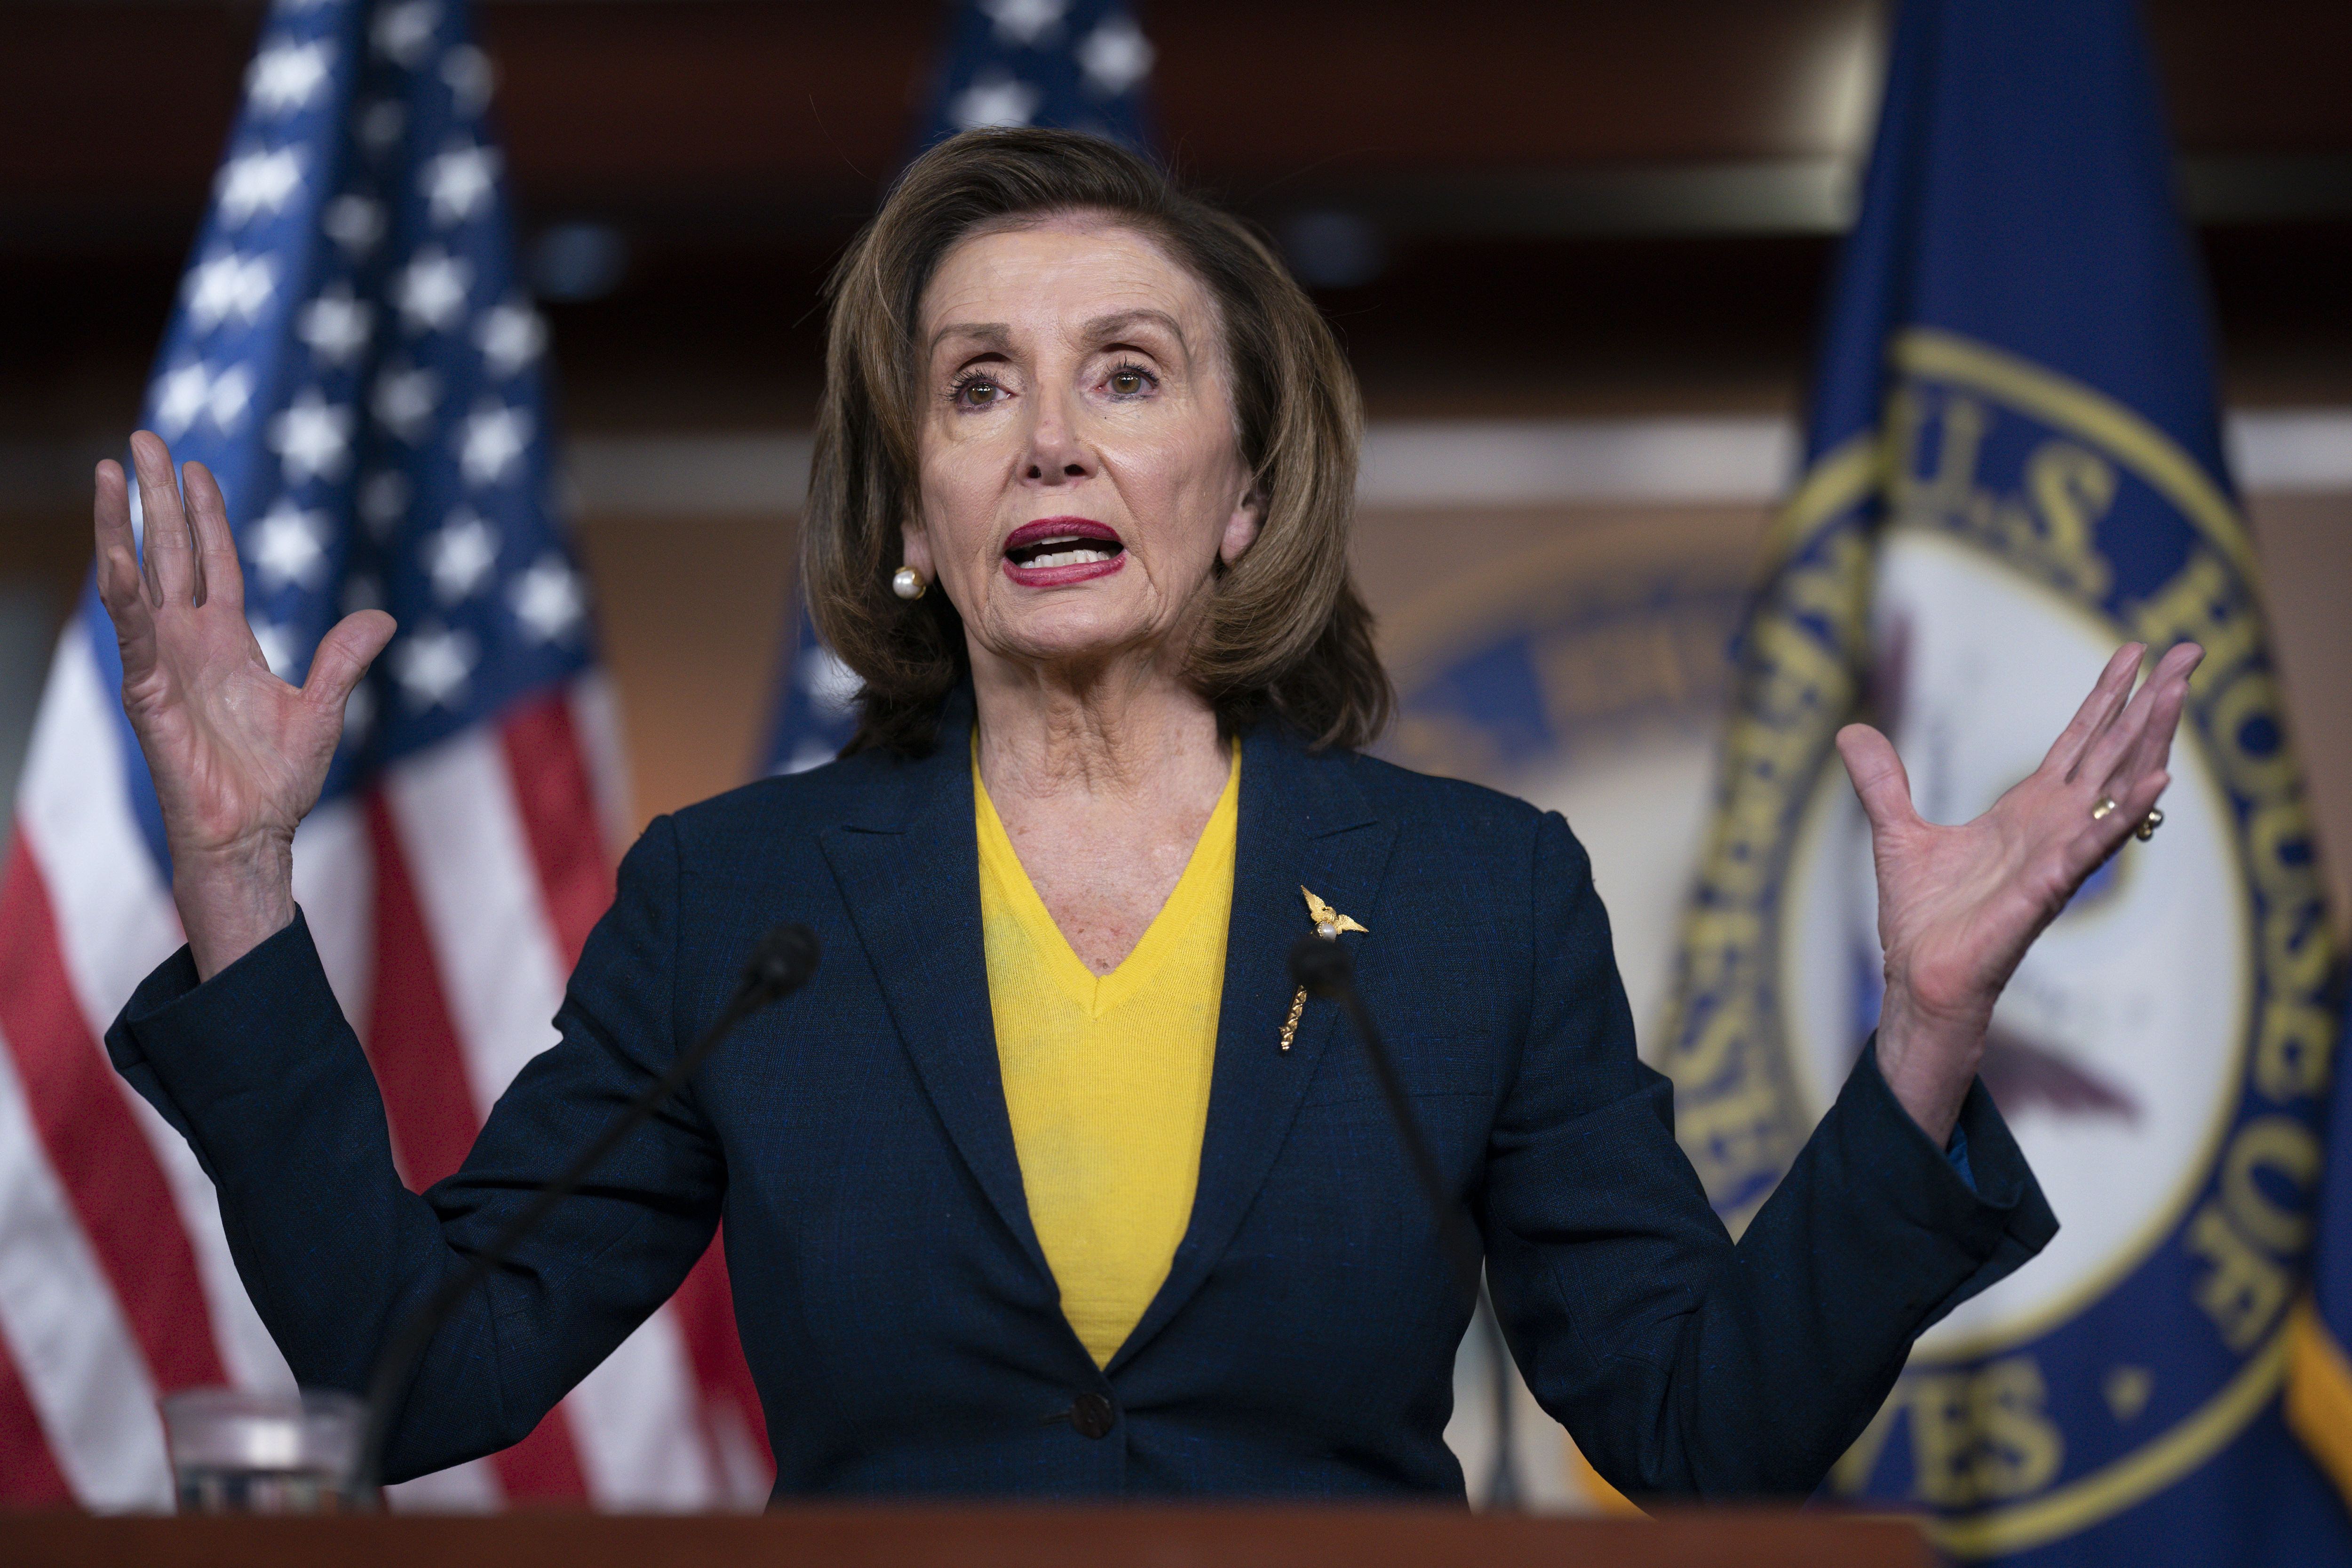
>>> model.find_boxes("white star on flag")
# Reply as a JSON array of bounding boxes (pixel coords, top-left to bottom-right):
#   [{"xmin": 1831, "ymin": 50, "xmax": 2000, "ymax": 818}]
[
  {"xmin": 980, "ymin": 0, "xmax": 1067, "ymax": 46},
  {"xmin": 248, "ymin": 499, "xmax": 329, "ymax": 589},
  {"xmin": 248, "ymin": 618, "xmax": 297, "ymax": 679},
  {"xmin": 395, "ymin": 247, "xmax": 473, "ymax": 334},
  {"xmin": 246, "ymin": 39, "xmax": 333, "ymax": 115},
  {"xmin": 458, "ymin": 401, "xmax": 532, "ymax": 486},
  {"xmin": 392, "ymin": 623, "xmax": 477, "ymax": 709},
  {"xmin": 441, "ymin": 43, "xmax": 494, "ymax": 116},
  {"xmin": 799, "ymin": 644, "xmax": 862, "ymax": 716},
  {"xmin": 152, "ymin": 363, "xmax": 214, "ymax": 436},
  {"xmin": 360, "ymin": 98, "xmax": 406, "ymax": 152},
  {"xmin": 425, "ymin": 508, "xmax": 501, "ymax": 602},
  {"xmin": 297, "ymin": 284, "xmax": 373, "ymax": 366},
  {"xmin": 784, "ymin": 645, "xmax": 861, "ymax": 771},
  {"xmin": 373, "ymin": 364, "xmax": 442, "ymax": 443},
  {"xmin": 323, "ymin": 194, "xmax": 386, "ymax": 256},
  {"xmin": 1077, "ymin": 15, "xmax": 1153, "ymax": 96},
  {"xmin": 951, "ymin": 70, "xmax": 1041, "ymax": 130},
  {"xmin": 421, "ymin": 141, "xmax": 498, "ymax": 228},
  {"xmin": 510, "ymin": 554, "xmax": 584, "ymax": 643},
  {"xmin": 153, "ymin": 361, "xmax": 255, "ymax": 438},
  {"xmin": 185, "ymin": 251, "xmax": 278, "ymax": 332},
  {"xmin": 372, "ymin": 0, "xmax": 440, "ymax": 67},
  {"xmin": 475, "ymin": 300, "xmax": 545, "ymax": 378},
  {"xmin": 267, "ymin": 388, "xmax": 354, "ymax": 485},
  {"xmin": 359, "ymin": 470, "xmax": 413, "ymax": 536},
  {"xmin": 218, "ymin": 146, "xmax": 306, "ymax": 225}
]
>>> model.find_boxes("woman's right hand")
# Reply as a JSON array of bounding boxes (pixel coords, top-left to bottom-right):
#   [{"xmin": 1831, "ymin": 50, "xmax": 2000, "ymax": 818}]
[{"xmin": 95, "ymin": 431, "xmax": 395, "ymax": 979}]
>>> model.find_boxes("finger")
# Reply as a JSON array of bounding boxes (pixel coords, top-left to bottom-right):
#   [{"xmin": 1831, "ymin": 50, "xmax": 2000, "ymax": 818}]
[
  {"xmin": 2080, "ymin": 640, "xmax": 2198, "ymax": 793},
  {"xmin": 93, "ymin": 460, "xmax": 143, "ymax": 612},
  {"xmin": 2037, "ymin": 643, "xmax": 2144, "ymax": 783},
  {"xmin": 2071, "ymin": 651, "xmax": 2196, "ymax": 868},
  {"xmin": 93, "ymin": 460, "xmax": 156, "ymax": 645},
  {"xmin": 181, "ymin": 460, "xmax": 242, "ymax": 617},
  {"xmin": 128, "ymin": 431, "xmax": 195, "ymax": 607},
  {"xmin": 2105, "ymin": 642, "xmax": 2201, "ymax": 802},
  {"xmin": 1836, "ymin": 723, "xmax": 1924, "ymax": 836},
  {"xmin": 302, "ymin": 610, "xmax": 397, "ymax": 716},
  {"xmin": 2075, "ymin": 643, "xmax": 2173, "ymax": 783},
  {"xmin": 2078, "ymin": 661, "xmax": 2159, "ymax": 792},
  {"xmin": 2076, "ymin": 765, "xmax": 2172, "ymax": 876}
]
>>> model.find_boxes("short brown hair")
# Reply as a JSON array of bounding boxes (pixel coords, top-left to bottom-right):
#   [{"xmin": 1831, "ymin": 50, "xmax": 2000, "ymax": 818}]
[{"xmin": 802, "ymin": 127, "xmax": 1392, "ymax": 757}]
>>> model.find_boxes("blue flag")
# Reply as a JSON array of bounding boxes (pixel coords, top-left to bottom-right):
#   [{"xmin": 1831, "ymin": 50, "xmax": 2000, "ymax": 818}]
[
  {"xmin": 2289, "ymin": 987, "xmax": 2352, "ymax": 1508},
  {"xmin": 759, "ymin": 0, "xmax": 1155, "ymax": 774},
  {"xmin": 1658, "ymin": 0, "xmax": 2348, "ymax": 1559}
]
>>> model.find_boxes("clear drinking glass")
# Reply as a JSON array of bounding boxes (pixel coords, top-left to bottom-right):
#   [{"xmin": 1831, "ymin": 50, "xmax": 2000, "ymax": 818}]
[{"xmin": 160, "ymin": 1387, "xmax": 367, "ymax": 1514}]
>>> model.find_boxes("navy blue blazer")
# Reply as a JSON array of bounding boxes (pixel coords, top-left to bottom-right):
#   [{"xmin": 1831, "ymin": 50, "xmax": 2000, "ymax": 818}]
[{"xmin": 108, "ymin": 697, "xmax": 2054, "ymax": 1500}]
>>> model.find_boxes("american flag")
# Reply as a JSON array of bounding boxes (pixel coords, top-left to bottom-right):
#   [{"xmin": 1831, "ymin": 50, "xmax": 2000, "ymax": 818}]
[
  {"xmin": 762, "ymin": 0, "xmax": 1156, "ymax": 773},
  {"xmin": 0, "ymin": 0, "xmax": 768, "ymax": 1509}
]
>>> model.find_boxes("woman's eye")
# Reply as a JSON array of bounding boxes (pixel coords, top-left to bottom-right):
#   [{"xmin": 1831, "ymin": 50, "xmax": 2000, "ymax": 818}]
[
  {"xmin": 955, "ymin": 378, "xmax": 1001, "ymax": 407},
  {"xmin": 1108, "ymin": 368, "xmax": 1148, "ymax": 396}
]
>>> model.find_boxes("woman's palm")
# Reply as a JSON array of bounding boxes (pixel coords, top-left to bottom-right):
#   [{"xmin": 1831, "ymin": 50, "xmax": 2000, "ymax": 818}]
[
  {"xmin": 95, "ymin": 432, "xmax": 393, "ymax": 868},
  {"xmin": 1870, "ymin": 769, "xmax": 2111, "ymax": 1027},
  {"xmin": 1836, "ymin": 640, "xmax": 2200, "ymax": 1126}
]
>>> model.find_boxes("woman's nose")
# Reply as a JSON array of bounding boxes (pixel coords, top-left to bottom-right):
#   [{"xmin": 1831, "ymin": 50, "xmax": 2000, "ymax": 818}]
[{"xmin": 1022, "ymin": 394, "xmax": 1091, "ymax": 483}]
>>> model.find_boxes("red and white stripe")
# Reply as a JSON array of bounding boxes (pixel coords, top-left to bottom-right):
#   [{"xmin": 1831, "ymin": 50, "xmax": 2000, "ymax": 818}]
[{"xmin": 0, "ymin": 630, "xmax": 771, "ymax": 1509}]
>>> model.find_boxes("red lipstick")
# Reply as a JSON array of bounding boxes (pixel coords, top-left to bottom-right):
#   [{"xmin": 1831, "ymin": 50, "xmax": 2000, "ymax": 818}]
[{"xmin": 1001, "ymin": 517, "xmax": 1126, "ymax": 588}]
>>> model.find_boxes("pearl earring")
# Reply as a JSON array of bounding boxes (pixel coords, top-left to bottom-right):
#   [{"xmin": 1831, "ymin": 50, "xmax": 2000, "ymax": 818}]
[{"xmin": 891, "ymin": 565, "xmax": 927, "ymax": 601}]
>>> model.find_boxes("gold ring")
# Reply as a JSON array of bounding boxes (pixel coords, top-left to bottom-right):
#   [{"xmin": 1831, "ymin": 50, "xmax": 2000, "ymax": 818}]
[
  {"xmin": 2136, "ymin": 808, "xmax": 2164, "ymax": 842},
  {"xmin": 2091, "ymin": 796, "xmax": 2118, "ymax": 821}
]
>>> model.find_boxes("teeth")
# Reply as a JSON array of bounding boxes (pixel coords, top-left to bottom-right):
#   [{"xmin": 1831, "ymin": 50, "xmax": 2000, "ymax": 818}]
[{"xmin": 1027, "ymin": 548, "xmax": 1112, "ymax": 568}]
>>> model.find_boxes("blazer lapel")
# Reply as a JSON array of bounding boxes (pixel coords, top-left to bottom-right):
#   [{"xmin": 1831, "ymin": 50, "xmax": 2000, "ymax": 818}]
[
  {"xmin": 1110, "ymin": 724, "xmax": 1397, "ymax": 1372},
  {"xmin": 816, "ymin": 700, "xmax": 1050, "ymax": 1281}
]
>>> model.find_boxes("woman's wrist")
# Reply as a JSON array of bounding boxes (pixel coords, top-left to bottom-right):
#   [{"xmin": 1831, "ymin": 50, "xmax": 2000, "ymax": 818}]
[
  {"xmin": 172, "ymin": 835, "xmax": 297, "ymax": 982},
  {"xmin": 1873, "ymin": 986, "xmax": 1988, "ymax": 1148}
]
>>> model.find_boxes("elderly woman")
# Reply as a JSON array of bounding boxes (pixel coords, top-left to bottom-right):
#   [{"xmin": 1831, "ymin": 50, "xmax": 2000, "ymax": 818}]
[{"xmin": 98, "ymin": 128, "xmax": 2194, "ymax": 1500}]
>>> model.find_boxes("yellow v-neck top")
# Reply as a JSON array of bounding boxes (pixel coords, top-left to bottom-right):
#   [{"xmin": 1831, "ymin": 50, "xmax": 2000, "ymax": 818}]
[{"xmin": 973, "ymin": 742, "xmax": 1240, "ymax": 1368}]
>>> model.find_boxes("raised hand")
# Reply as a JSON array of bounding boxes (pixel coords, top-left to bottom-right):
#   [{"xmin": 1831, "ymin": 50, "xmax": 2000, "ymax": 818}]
[
  {"xmin": 1836, "ymin": 639, "xmax": 2203, "ymax": 1144},
  {"xmin": 94, "ymin": 430, "xmax": 395, "ymax": 979}
]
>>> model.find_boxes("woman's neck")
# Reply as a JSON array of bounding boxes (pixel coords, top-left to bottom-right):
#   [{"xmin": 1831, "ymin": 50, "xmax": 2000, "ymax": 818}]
[
  {"xmin": 969, "ymin": 650, "xmax": 1233, "ymax": 976},
  {"xmin": 969, "ymin": 650, "xmax": 1227, "ymax": 812}
]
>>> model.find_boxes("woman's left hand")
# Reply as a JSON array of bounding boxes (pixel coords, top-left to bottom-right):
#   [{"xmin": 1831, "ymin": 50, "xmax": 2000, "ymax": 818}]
[{"xmin": 1836, "ymin": 639, "xmax": 2204, "ymax": 1146}]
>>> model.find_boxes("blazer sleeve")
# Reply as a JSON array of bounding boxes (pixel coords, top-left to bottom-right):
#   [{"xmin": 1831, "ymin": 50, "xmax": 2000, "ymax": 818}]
[
  {"xmin": 104, "ymin": 815, "xmax": 723, "ymax": 1483},
  {"xmin": 1476, "ymin": 810, "xmax": 2058, "ymax": 1498}
]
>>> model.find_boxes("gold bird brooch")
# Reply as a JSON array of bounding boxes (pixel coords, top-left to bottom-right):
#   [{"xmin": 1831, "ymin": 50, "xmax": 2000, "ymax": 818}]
[{"xmin": 1282, "ymin": 887, "xmax": 1368, "ymax": 1051}]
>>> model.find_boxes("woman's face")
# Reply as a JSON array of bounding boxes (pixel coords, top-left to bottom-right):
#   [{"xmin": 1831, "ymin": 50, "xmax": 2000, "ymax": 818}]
[{"xmin": 904, "ymin": 215, "xmax": 1260, "ymax": 685}]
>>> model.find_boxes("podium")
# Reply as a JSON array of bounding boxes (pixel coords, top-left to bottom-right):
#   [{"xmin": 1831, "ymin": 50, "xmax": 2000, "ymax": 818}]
[{"xmin": 9, "ymin": 1506, "xmax": 1926, "ymax": 1566}]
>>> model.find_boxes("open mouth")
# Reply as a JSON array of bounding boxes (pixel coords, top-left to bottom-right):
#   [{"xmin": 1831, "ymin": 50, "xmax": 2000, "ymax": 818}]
[
  {"xmin": 1001, "ymin": 517, "xmax": 1126, "ymax": 581},
  {"xmin": 1006, "ymin": 537, "xmax": 1124, "ymax": 568}
]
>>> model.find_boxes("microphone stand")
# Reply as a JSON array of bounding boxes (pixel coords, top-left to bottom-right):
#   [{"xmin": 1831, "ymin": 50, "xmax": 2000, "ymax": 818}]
[
  {"xmin": 1478, "ymin": 1284, "xmax": 1522, "ymax": 1511},
  {"xmin": 1288, "ymin": 935, "xmax": 1519, "ymax": 1510},
  {"xmin": 350, "ymin": 923, "xmax": 821, "ymax": 1500}
]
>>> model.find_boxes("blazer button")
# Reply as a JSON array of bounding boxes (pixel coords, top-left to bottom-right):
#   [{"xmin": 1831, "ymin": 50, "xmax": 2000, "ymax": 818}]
[{"xmin": 1070, "ymin": 1392, "xmax": 1116, "ymax": 1440}]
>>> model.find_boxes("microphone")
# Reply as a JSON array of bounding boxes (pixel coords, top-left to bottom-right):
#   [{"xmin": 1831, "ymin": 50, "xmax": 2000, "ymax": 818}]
[
  {"xmin": 352, "ymin": 923, "xmax": 820, "ymax": 1497},
  {"xmin": 1289, "ymin": 933, "xmax": 1520, "ymax": 1509},
  {"xmin": 1289, "ymin": 935, "xmax": 1481, "ymax": 1307}
]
